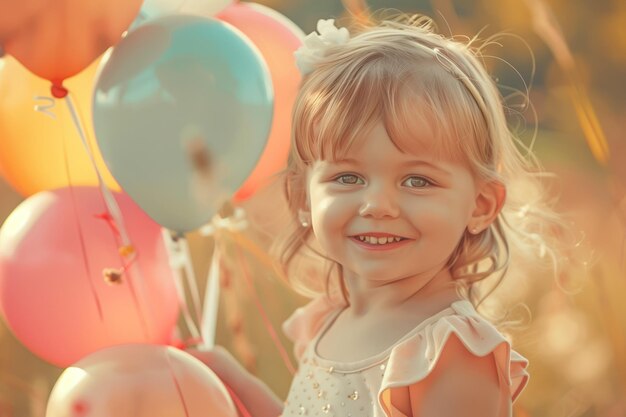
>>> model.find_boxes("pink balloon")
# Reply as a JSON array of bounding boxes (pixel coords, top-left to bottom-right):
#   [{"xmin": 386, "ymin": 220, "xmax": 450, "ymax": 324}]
[
  {"xmin": 46, "ymin": 344, "xmax": 238, "ymax": 417},
  {"xmin": 216, "ymin": 3, "xmax": 304, "ymax": 201},
  {"xmin": 0, "ymin": 187, "xmax": 179, "ymax": 367}
]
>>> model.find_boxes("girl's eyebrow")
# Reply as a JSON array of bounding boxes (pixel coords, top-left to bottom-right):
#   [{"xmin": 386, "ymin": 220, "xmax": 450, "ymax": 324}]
[
  {"xmin": 329, "ymin": 158, "xmax": 359, "ymax": 165},
  {"xmin": 398, "ymin": 160, "xmax": 452, "ymax": 176},
  {"xmin": 331, "ymin": 158, "xmax": 451, "ymax": 176}
]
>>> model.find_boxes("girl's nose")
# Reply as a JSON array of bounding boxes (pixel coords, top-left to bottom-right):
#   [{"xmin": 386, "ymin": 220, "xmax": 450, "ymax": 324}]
[{"xmin": 358, "ymin": 187, "xmax": 400, "ymax": 219}]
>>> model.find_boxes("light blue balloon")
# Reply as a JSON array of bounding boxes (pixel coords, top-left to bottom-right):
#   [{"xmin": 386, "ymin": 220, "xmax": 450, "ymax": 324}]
[{"xmin": 93, "ymin": 15, "xmax": 273, "ymax": 233}]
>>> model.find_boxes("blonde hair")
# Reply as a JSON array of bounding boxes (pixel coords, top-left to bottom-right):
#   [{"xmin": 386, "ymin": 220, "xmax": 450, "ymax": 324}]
[{"xmin": 275, "ymin": 13, "xmax": 565, "ymax": 324}]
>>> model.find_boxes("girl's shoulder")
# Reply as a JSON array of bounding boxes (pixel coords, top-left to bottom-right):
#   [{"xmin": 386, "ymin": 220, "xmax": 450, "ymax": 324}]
[
  {"xmin": 381, "ymin": 299, "xmax": 529, "ymax": 411},
  {"xmin": 282, "ymin": 295, "xmax": 344, "ymax": 360}
]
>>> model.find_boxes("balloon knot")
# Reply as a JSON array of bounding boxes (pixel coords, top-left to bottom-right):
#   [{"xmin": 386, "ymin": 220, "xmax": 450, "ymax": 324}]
[
  {"xmin": 51, "ymin": 82, "xmax": 68, "ymax": 99},
  {"xmin": 169, "ymin": 338, "xmax": 185, "ymax": 350}
]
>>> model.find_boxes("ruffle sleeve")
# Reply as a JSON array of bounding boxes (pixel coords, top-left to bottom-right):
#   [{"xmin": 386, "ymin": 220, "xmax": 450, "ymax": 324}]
[
  {"xmin": 379, "ymin": 300, "xmax": 529, "ymax": 416},
  {"xmin": 282, "ymin": 296, "xmax": 341, "ymax": 361}
]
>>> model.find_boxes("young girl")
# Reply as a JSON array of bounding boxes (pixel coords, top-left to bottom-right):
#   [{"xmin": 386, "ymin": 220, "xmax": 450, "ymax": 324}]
[{"xmin": 192, "ymin": 13, "xmax": 560, "ymax": 417}]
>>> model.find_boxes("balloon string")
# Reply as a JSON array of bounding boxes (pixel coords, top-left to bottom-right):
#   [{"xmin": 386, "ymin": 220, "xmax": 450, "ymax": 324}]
[
  {"xmin": 173, "ymin": 267, "xmax": 203, "ymax": 341},
  {"xmin": 59, "ymin": 107, "xmax": 105, "ymax": 323},
  {"xmin": 94, "ymin": 212, "xmax": 140, "ymax": 274},
  {"xmin": 178, "ymin": 236, "xmax": 204, "ymax": 328},
  {"xmin": 94, "ymin": 212, "xmax": 120, "ymax": 236},
  {"xmin": 230, "ymin": 230, "xmax": 288, "ymax": 282},
  {"xmin": 199, "ymin": 240, "xmax": 222, "ymax": 349},
  {"xmin": 196, "ymin": 208, "xmax": 248, "ymax": 350},
  {"xmin": 231, "ymin": 235, "xmax": 296, "ymax": 376},
  {"xmin": 161, "ymin": 229, "xmax": 202, "ymax": 340},
  {"xmin": 64, "ymin": 94, "xmax": 133, "ymax": 248},
  {"xmin": 223, "ymin": 382, "xmax": 253, "ymax": 417},
  {"xmin": 33, "ymin": 96, "xmax": 57, "ymax": 119},
  {"xmin": 64, "ymin": 93, "xmax": 152, "ymax": 341}
]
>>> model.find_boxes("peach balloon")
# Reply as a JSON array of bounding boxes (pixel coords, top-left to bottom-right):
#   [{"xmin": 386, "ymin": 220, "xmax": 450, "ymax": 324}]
[
  {"xmin": 0, "ymin": 56, "xmax": 120, "ymax": 196},
  {"xmin": 46, "ymin": 344, "xmax": 238, "ymax": 417},
  {"xmin": 217, "ymin": 3, "xmax": 304, "ymax": 201},
  {"xmin": 3, "ymin": 0, "xmax": 142, "ymax": 85},
  {"xmin": 0, "ymin": 0, "xmax": 50, "ymax": 44},
  {"xmin": 0, "ymin": 187, "xmax": 179, "ymax": 367}
]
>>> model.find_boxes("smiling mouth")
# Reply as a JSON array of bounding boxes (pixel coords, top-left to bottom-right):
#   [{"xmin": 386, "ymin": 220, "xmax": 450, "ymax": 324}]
[{"xmin": 350, "ymin": 234, "xmax": 409, "ymax": 245}]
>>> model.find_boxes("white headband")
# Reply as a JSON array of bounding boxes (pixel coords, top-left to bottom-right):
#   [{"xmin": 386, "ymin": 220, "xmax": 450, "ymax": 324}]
[{"xmin": 293, "ymin": 18, "xmax": 490, "ymax": 130}]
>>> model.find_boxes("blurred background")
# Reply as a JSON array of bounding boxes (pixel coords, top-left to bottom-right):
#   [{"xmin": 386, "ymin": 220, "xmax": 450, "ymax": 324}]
[{"xmin": 1, "ymin": 0, "xmax": 625, "ymax": 416}]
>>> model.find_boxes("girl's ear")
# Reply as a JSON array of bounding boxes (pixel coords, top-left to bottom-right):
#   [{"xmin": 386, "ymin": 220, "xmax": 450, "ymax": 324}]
[
  {"xmin": 468, "ymin": 180, "xmax": 506, "ymax": 233},
  {"xmin": 298, "ymin": 208, "xmax": 312, "ymax": 228}
]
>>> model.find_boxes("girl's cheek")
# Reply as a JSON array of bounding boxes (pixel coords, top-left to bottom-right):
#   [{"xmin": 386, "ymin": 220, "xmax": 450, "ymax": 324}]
[{"xmin": 317, "ymin": 192, "xmax": 353, "ymax": 210}]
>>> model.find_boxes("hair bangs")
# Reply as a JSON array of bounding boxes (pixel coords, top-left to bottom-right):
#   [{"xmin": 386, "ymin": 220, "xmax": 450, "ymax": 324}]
[
  {"xmin": 293, "ymin": 53, "xmax": 411, "ymax": 164},
  {"xmin": 383, "ymin": 65, "xmax": 490, "ymax": 168},
  {"xmin": 292, "ymin": 31, "xmax": 491, "ymax": 166}
]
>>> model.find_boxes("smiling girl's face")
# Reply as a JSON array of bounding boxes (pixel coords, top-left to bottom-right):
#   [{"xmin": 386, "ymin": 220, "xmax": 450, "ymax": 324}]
[{"xmin": 304, "ymin": 120, "xmax": 483, "ymax": 285}]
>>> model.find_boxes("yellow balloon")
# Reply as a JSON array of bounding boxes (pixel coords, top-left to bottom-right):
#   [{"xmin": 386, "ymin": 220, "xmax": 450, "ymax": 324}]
[{"xmin": 0, "ymin": 55, "xmax": 119, "ymax": 196}]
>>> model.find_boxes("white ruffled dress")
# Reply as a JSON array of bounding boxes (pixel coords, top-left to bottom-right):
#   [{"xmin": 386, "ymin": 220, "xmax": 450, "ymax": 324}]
[{"xmin": 280, "ymin": 297, "xmax": 529, "ymax": 417}]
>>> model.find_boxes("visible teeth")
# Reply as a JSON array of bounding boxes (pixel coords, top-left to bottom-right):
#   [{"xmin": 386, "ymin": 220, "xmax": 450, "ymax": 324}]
[{"xmin": 356, "ymin": 236, "xmax": 403, "ymax": 245}]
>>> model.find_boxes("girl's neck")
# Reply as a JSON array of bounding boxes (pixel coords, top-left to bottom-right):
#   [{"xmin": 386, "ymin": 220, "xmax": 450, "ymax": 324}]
[{"xmin": 343, "ymin": 267, "xmax": 460, "ymax": 317}]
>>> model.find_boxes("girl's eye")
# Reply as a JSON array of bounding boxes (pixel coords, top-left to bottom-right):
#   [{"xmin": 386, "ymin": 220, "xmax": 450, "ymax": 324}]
[
  {"xmin": 335, "ymin": 174, "xmax": 364, "ymax": 185},
  {"xmin": 402, "ymin": 176, "xmax": 432, "ymax": 188}
]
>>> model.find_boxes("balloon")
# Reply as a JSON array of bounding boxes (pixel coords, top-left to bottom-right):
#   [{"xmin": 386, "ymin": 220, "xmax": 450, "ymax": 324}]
[
  {"xmin": 93, "ymin": 15, "xmax": 273, "ymax": 233},
  {"xmin": 180, "ymin": 0, "xmax": 231, "ymax": 15},
  {"xmin": 2, "ymin": 0, "xmax": 142, "ymax": 86},
  {"xmin": 0, "ymin": 56, "xmax": 120, "ymax": 196},
  {"xmin": 217, "ymin": 3, "xmax": 304, "ymax": 201},
  {"xmin": 0, "ymin": 187, "xmax": 179, "ymax": 367},
  {"xmin": 137, "ymin": 0, "xmax": 231, "ymax": 24},
  {"xmin": 0, "ymin": 0, "xmax": 50, "ymax": 44},
  {"xmin": 46, "ymin": 344, "xmax": 238, "ymax": 417}
]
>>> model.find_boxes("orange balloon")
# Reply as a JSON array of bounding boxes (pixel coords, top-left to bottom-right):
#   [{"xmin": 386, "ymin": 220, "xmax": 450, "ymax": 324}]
[
  {"xmin": 0, "ymin": 0, "xmax": 50, "ymax": 44},
  {"xmin": 0, "ymin": 56, "xmax": 120, "ymax": 195},
  {"xmin": 217, "ymin": 3, "xmax": 303, "ymax": 201},
  {"xmin": 3, "ymin": 0, "xmax": 142, "ymax": 84}
]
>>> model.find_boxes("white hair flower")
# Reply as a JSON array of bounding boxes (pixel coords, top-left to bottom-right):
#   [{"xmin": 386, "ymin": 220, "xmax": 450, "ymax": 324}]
[{"xmin": 294, "ymin": 19, "xmax": 350, "ymax": 75}]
